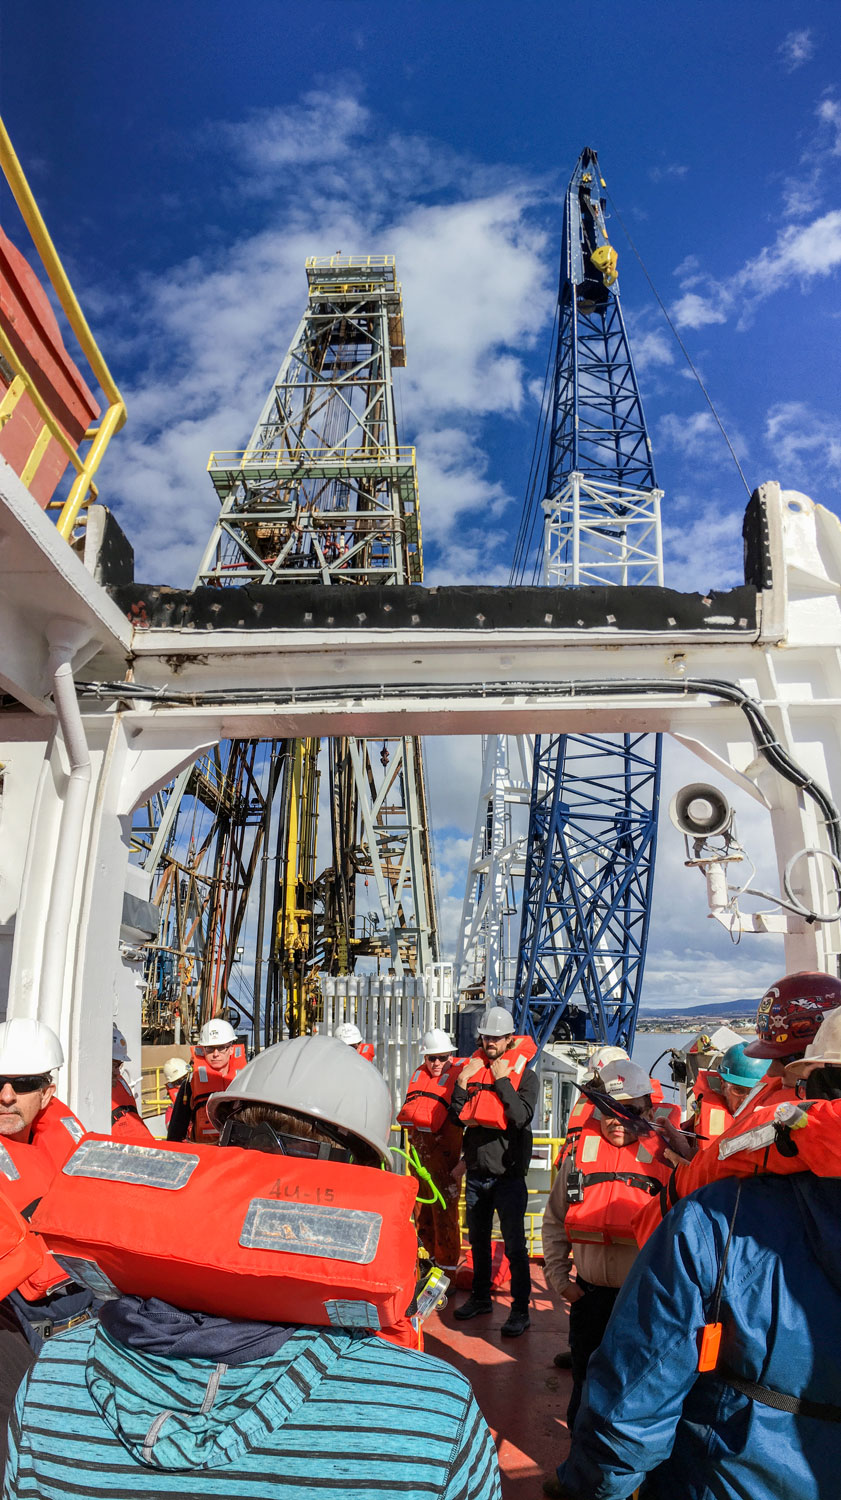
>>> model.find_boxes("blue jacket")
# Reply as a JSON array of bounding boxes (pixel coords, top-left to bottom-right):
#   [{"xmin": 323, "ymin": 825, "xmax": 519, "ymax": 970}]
[
  {"xmin": 4, "ymin": 1317, "xmax": 501, "ymax": 1499},
  {"xmin": 559, "ymin": 1174, "xmax": 841, "ymax": 1500}
]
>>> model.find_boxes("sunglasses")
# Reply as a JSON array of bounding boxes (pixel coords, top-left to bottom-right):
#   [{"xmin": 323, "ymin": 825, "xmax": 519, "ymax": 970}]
[
  {"xmin": 425, "ymin": 1055, "xmax": 450, "ymax": 1064},
  {"xmin": 0, "ymin": 1074, "xmax": 51, "ymax": 1095}
]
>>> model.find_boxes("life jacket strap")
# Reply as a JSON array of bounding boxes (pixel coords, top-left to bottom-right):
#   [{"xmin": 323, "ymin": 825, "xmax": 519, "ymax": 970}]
[
  {"xmin": 717, "ymin": 1366, "xmax": 841, "ymax": 1423},
  {"xmin": 405, "ymin": 1089, "xmax": 448, "ymax": 1105},
  {"xmin": 574, "ymin": 1169, "xmax": 663, "ymax": 1198},
  {"xmin": 111, "ymin": 1104, "xmax": 140, "ymax": 1125}
]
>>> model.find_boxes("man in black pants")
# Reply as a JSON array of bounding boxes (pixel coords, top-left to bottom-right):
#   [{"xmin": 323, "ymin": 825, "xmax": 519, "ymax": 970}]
[{"xmin": 450, "ymin": 1006, "xmax": 538, "ymax": 1339}]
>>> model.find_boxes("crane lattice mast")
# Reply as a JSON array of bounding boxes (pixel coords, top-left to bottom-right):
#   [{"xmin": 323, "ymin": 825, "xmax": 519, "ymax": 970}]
[
  {"xmin": 511, "ymin": 148, "xmax": 663, "ymax": 1052},
  {"xmin": 139, "ymin": 255, "xmax": 437, "ymax": 1042}
]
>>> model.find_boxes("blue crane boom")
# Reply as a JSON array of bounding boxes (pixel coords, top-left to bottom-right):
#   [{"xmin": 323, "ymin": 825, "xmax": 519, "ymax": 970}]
[{"xmin": 512, "ymin": 147, "xmax": 663, "ymax": 1053}]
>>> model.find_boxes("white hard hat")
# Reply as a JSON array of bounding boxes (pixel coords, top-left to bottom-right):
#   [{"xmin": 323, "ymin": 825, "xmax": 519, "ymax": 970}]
[
  {"xmin": 586, "ymin": 1045, "xmax": 629, "ymax": 1079},
  {"xmin": 421, "ymin": 1028, "xmax": 456, "ymax": 1056},
  {"xmin": 477, "ymin": 1005, "xmax": 516, "ymax": 1037},
  {"xmin": 785, "ymin": 1007, "xmax": 841, "ymax": 1078},
  {"xmin": 598, "ymin": 1059, "xmax": 652, "ymax": 1102},
  {"xmin": 207, "ymin": 1035, "xmax": 393, "ymax": 1166},
  {"xmin": 334, "ymin": 1022, "xmax": 363, "ymax": 1047},
  {"xmin": 163, "ymin": 1057, "xmax": 189, "ymax": 1086},
  {"xmin": 112, "ymin": 1025, "xmax": 130, "ymax": 1063},
  {"xmin": 0, "ymin": 1018, "xmax": 64, "ymax": 1075},
  {"xmin": 199, "ymin": 1018, "xmax": 238, "ymax": 1047}
]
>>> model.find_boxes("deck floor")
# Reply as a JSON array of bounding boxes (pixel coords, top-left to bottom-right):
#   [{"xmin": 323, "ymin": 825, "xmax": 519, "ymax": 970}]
[{"xmin": 425, "ymin": 1265, "xmax": 572, "ymax": 1499}]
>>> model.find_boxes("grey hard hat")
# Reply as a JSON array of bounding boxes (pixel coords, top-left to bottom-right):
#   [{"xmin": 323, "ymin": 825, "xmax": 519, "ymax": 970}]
[
  {"xmin": 206, "ymin": 1034, "xmax": 393, "ymax": 1166},
  {"xmin": 477, "ymin": 1005, "xmax": 516, "ymax": 1037}
]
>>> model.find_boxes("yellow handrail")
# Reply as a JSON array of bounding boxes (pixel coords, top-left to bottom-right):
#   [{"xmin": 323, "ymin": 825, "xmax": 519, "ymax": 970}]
[{"xmin": 0, "ymin": 115, "xmax": 126, "ymax": 538}]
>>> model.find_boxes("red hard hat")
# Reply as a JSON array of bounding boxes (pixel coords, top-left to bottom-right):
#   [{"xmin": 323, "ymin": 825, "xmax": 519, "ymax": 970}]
[{"xmin": 744, "ymin": 971, "xmax": 841, "ymax": 1059}]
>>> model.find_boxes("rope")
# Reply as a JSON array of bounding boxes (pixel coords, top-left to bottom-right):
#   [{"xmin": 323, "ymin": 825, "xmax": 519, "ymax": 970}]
[{"xmin": 606, "ymin": 189, "xmax": 751, "ymax": 499}]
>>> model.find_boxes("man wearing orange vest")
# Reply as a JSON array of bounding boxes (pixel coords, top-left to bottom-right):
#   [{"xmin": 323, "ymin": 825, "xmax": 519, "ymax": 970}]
[
  {"xmin": 634, "ymin": 971, "xmax": 841, "ymax": 1245},
  {"xmin": 450, "ymin": 1006, "xmax": 538, "ymax": 1338},
  {"xmin": 397, "ymin": 1028, "xmax": 464, "ymax": 1270},
  {"xmin": 542, "ymin": 1058, "xmax": 672, "ymax": 1435},
  {"xmin": 110, "ymin": 1026, "xmax": 153, "ymax": 1143},
  {"xmin": 167, "ymin": 1017, "xmax": 247, "ymax": 1144},
  {"xmin": 0, "ymin": 1017, "xmax": 90, "ymax": 1470}
]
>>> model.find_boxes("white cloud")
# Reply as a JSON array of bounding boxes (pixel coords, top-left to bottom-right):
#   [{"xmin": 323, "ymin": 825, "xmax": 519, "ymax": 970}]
[
  {"xmin": 817, "ymin": 96, "xmax": 841, "ymax": 156},
  {"xmin": 671, "ymin": 289, "xmax": 729, "ymax": 330},
  {"xmin": 778, "ymin": 28, "xmax": 815, "ymax": 71},
  {"xmin": 742, "ymin": 209, "xmax": 841, "ymax": 307},
  {"xmin": 94, "ymin": 95, "xmax": 552, "ymax": 584},
  {"xmin": 630, "ymin": 327, "xmax": 675, "ymax": 374},
  {"xmin": 764, "ymin": 401, "xmax": 841, "ymax": 486},
  {"xmin": 662, "ymin": 501, "xmax": 745, "ymax": 592},
  {"xmin": 649, "ymin": 162, "xmax": 689, "ymax": 184}
]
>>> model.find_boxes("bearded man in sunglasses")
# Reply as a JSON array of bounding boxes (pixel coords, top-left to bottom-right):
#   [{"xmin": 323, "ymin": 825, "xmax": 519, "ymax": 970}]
[{"xmin": 541, "ymin": 1058, "xmax": 672, "ymax": 1465}]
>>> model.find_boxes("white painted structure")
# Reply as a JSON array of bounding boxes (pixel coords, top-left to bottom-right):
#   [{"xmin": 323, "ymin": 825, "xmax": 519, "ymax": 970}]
[
  {"xmin": 319, "ymin": 962, "xmax": 454, "ymax": 1107},
  {"xmin": 2, "ymin": 457, "xmax": 841, "ymax": 1128}
]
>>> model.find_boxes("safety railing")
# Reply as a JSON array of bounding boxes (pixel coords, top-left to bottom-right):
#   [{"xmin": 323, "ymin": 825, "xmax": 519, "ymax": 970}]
[
  {"xmin": 141, "ymin": 1066, "xmax": 170, "ymax": 1119},
  {"xmin": 0, "ymin": 116, "xmax": 126, "ymax": 539},
  {"xmin": 392, "ymin": 1128, "xmax": 564, "ymax": 1260},
  {"xmin": 208, "ymin": 444, "xmax": 416, "ymax": 472},
  {"xmin": 306, "ymin": 254, "xmax": 395, "ymax": 271}
]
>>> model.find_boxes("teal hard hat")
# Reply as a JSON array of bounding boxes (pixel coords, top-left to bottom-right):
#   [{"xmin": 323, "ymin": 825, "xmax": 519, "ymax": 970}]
[{"xmin": 717, "ymin": 1042, "xmax": 769, "ymax": 1090}]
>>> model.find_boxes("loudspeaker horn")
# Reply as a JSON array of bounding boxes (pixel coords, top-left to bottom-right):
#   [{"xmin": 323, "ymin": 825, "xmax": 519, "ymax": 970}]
[{"xmin": 668, "ymin": 782, "xmax": 733, "ymax": 839}]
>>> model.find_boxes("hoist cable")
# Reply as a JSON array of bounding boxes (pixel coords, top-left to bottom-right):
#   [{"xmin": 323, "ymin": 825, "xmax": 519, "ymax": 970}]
[
  {"xmin": 605, "ymin": 189, "xmax": 752, "ymax": 499},
  {"xmin": 510, "ymin": 303, "xmax": 558, "ymax": 584}
]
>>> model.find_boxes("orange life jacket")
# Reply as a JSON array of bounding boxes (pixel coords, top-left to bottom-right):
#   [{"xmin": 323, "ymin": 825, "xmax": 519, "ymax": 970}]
[
  {"xmin": 0, "ymin": 1134, "xmax": 70, "ymax": 1299},
  {"xmin": 28, "ymin": 1095, "xmax": 86, "ymax": 1170},
  {"xmin": 459, "ymin": 1036, "xmax": 537, "ymax": 1129},
  {"xmin": 398, "ymin": 1058, "xmax": 465, "ymax": 1134},
  {"xmin": 566, "ymin": 1121, "xmax": 672, "ymax": 1249},
  {"xmin": 358, "ymin": 1042, "xmax": 376, "ymax": 1064},
  {"xmin": 111, "ymin": 1076, "xmax": 153, "ymax": 1144},
  {"xmin": 33, "ymin": 1135, "xmax": 419, "ymax": 1339},
  {"xmin": 188, "ymin": 1045, "xmax": 248, "ymax": 1144},
  {"xmin": 633, "ymin": 1077, "xmax": 790, "ymax": 1247},
  {"xmin": 0, "ymin": 1185, "xmax": 45, "ymax": 1300},
  {"xmin": 693, "ymin": 1069, "xmax": 733, "ymax": 1142},
  {"xmin": 554, "ymin": 1081, "xmax": 679, "ymax": 1169}
]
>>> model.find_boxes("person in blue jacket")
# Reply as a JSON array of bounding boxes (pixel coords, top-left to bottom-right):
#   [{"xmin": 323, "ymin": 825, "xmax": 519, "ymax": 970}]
[{"xmin": 543, "ymin": 1012, "xmax": 841, "ymax": 1500}]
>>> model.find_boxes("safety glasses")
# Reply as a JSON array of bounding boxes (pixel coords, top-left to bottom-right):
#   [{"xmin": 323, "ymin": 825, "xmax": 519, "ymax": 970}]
[
  {"xmin": 219, "ymin": 1113, "xmax": 355, "ymax": 1162},
  {"xmin": 0, "ymin": 1074, "xmax": 50, "ymax": 1095}
]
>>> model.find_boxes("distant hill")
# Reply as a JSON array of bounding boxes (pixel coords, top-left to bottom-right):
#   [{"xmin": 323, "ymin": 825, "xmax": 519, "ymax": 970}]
[{"xmin": 639, "ymin": 998, "xmax": 759, "ymax": 1019}]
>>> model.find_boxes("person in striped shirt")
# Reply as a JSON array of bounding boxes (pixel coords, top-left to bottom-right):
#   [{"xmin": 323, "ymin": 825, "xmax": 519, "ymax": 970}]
[{"xmin": 3, "ymin": 1037, "xmax": 500, "ymax": 1500}]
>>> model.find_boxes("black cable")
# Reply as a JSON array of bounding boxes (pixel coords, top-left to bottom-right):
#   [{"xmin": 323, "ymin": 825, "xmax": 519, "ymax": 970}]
[
  {"xmin": 510, "ymin": 303, "xmax": 558, "ymax": 585},
  {"xmin": 80, "ymin": 672, "xmax": 841, "ymax": 866}
]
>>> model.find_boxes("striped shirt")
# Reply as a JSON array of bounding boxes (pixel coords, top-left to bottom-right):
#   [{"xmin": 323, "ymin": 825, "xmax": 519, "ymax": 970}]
[{"xmin": 3, "ymin": 1321, "xmax": 500, "ymax": 1500}]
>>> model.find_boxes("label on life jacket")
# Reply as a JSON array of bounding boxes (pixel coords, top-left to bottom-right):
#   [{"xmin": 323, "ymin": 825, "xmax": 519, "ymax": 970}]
[
  {"xmin": 566, "ymin": 1122, "xmax": 671, "ymax": 1248},
  {"xmin": 398, "ymin": 1058, "xmax": 465, "ymax": 1133},
  {"xmin": 459, "ymin": 1036, "xmax": 537, "ymax": 1129},
  {"xmin": 28, "ymin": 1095, "xmax": 86, "ymax": 1170},
  {"xmin": 32, "ymin": 1134, "xmax": 419, "ymax": 1332}
]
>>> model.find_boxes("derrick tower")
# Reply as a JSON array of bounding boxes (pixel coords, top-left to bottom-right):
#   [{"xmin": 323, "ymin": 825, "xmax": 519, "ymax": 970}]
[
  {"xmin": 510, "ymin": 148, "xmax": 663, "ymax": 1051},
  {"xmin": 139, "ymin": 256, "xmax": 437, "ymax": 1043}
]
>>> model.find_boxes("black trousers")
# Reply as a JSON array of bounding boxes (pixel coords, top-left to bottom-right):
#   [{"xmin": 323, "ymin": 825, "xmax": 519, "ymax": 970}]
[
  {"xmin": 464, "ymin": 1174, "xmax": 531, "ymax": 1312},
  {"xmin": 567, "ymin": 1280, "xmax": 619, "ymax": 1428}
]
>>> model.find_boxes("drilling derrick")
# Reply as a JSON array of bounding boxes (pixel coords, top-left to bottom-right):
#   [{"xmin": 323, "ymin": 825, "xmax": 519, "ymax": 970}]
[
  {"xmin": 140, "ymin": 255, "xmax": 437, "ymax": 1043},
  {"xmin": 510, "ymin": 148, "xmax": 663, "ymax": 1052}
]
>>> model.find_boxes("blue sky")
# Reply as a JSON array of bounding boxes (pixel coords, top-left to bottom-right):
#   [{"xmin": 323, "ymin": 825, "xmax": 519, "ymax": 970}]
[{"xmin": 3, "ymin": 2, "xmax": 840, "ymax": 1005}]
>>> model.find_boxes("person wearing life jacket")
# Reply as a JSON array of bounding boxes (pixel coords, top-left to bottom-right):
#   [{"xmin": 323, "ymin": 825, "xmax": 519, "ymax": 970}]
[
  {"xmin": 167, "ymin": 1017, "xmax": 247, "ymax": 1144},
  {"xmin": 547, "ymin": 1022, "xmax": 841, "ymax": 1500},
  {"xmin": 110, "ymin": 1026, "xmax": 153, "ymax": 1144},
  {"xmin": 397, "ymin": 1028, "xmax": 464, "ymax": 1270},
  {"xmin": 162, "ymin": 1056, "xmax": 189, "ymax": 1129},
  {"xmin": 335, "ymin": 1020, "xmax": 376, "ymax": 1064},
  {"xmin": 541, "ymin": 1058, "xmax": 672, "ymax": 1444},
  {"xmin": 633, "ymin": 972, "xmax": 841, "ymax": 1247},
  {"xmin": 689, "ymin": 1043, "xmax": 769, "ymax": 1146},
  {"xmin": 0, "ymin": 1018, "xmax": 92, "ymax": 1474},
  {"xmin": 9, "ymin": 1035, "xmax": 502, "ymax": 1500},
  {"xmin": 449, "ymin": 1005, "xmax": 538, "ymax": 1339}
]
